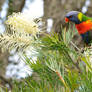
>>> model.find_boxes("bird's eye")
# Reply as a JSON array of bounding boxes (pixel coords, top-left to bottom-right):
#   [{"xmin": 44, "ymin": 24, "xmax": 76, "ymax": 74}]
[{"xmin": 69, "ymin": 16, "xmax": 72, "ymax": 18}]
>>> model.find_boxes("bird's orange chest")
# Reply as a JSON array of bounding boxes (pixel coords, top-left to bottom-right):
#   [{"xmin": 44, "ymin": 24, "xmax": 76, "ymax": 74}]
[{"xmin": 75, "ymin": 20, "xmax": 92, "ymax": 34}]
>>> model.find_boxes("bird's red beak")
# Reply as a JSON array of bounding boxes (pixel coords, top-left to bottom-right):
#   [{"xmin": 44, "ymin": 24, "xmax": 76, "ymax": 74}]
[{"xmin": 65, "ymin": 17, "xmax": 69, "ymax": 23}]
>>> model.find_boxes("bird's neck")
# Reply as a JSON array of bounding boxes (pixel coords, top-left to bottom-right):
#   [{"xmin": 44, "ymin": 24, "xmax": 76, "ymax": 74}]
[{"xmin": 74, "ymin": 15, "xmax": 89, "ymax": 24}]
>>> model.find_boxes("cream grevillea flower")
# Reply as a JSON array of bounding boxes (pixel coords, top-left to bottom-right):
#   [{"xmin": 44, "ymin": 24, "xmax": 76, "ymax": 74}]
[
  {"xmin": 0, "ymin": 32, "xmax": 34, "ymax": 52},
  {"xmin": 5, "ymin": 12, "xmax": 40, "ymax": 36},
  {"xmin": 84, "ymin": 48, "xmax": 92, "ymax": 69},
  {"xmin": 0, "ymin": 12, "xmax": 41, "ymax": 52}
]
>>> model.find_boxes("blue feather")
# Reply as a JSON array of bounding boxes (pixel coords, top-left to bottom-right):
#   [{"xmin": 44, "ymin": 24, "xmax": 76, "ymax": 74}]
[{"xmin": 81, "ymin": 32, "xmax": 91, "ymax": 44}]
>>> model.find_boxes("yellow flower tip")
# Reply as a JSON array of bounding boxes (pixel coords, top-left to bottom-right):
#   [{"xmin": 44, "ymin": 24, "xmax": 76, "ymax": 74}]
[{"xmin": 5, "ymin": 12, "xmax": 40, "ymax": 36}]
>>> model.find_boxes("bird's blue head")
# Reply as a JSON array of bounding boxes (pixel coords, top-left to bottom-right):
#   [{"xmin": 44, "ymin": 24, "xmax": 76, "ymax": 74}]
[{"xmin": 65, "ymin": 11, "xmax": 82, "ymax": 24}]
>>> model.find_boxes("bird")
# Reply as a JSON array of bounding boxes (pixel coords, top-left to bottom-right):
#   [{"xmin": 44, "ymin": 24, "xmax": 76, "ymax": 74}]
[{"xmin": 65, "ymin": 11, "xmax": 92, "ymax": 45}]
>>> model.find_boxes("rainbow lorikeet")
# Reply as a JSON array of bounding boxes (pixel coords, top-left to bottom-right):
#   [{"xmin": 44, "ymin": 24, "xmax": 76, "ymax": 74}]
[{"xmin": 65, "ymin": 11, "xmax": 92, "ymax": 45}]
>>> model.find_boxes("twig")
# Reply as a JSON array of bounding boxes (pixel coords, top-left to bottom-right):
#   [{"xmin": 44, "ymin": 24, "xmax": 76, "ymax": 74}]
[
  {"xmin": 55, "ymin": 71, "xmax": 70, "ymax": 92},
  {"xmin": 70, "ymin": 41, "xmax": 81, "ymax": 51}
]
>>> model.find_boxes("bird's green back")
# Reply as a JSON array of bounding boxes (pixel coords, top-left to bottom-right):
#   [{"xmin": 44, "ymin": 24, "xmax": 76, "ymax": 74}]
[{"xmin": 82, "ymin": 14, "xmax": 92, "ymax": 22}]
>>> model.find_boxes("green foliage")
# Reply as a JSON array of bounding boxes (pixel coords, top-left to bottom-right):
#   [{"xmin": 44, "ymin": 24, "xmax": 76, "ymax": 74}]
[{"xmin": 5, "ymin": 27, "xmax": 92, "ymax": 92}]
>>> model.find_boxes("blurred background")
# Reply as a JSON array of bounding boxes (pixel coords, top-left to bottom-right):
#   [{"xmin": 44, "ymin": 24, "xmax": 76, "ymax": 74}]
[{"xmin": 0, "ymin": 0, "xmax": 92, "ymax": 90}]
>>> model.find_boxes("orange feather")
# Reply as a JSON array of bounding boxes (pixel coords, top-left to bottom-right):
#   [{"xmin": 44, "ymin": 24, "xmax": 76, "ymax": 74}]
[{"xmin": 75, "ymin": 20, "xmax": 92, "ymax": 34}]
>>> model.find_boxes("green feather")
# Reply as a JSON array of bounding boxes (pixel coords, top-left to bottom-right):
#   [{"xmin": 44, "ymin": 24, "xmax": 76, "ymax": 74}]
[{"xmin": 82, "ymin": 14, "xmax": 92, "ymax": 22}]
